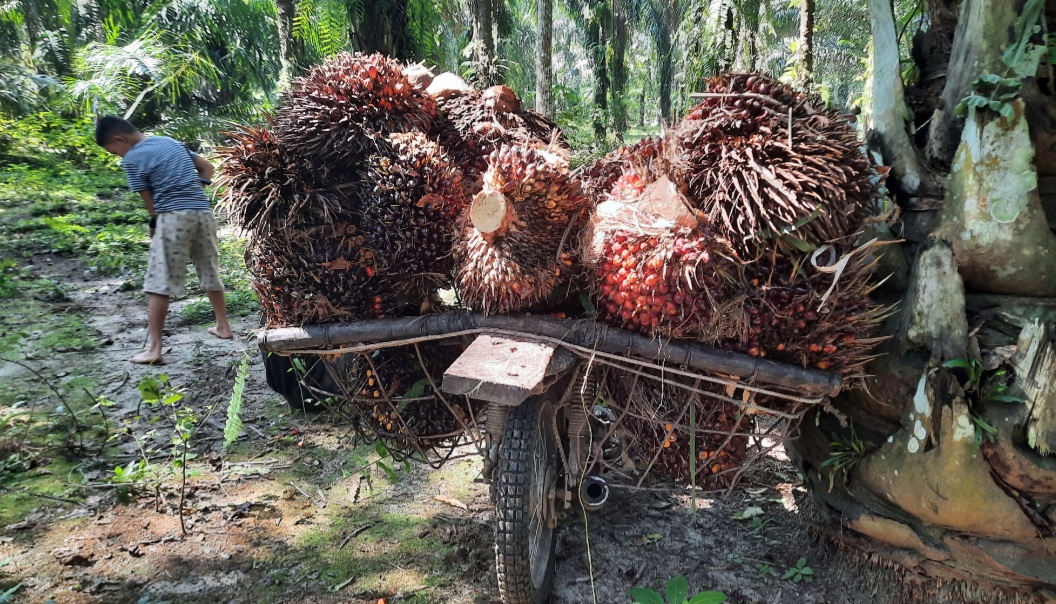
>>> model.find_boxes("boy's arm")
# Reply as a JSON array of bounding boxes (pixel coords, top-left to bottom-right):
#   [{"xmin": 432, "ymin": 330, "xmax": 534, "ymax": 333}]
[
  {"xmin": 192, "ymin": 154, "xmax": 215, "ymax": 183},
  {"xmin": 140, "ymin": 190, "xmax": 156, "ymax": 237},
  {"xmin": 139, "ymin": 190, "xmax": 155, "ymax": 216}
]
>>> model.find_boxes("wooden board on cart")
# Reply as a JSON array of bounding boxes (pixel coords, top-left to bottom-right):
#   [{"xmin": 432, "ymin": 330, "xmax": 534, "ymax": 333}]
[{"xmin": 442, "ymin": 334, "xmax": 558, "ymax": 405}]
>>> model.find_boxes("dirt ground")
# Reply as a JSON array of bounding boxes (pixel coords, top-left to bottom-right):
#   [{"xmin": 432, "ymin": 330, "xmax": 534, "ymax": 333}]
[{"xmin": 0, "ymin": 255, "xmax": 912, "ymax": 604}]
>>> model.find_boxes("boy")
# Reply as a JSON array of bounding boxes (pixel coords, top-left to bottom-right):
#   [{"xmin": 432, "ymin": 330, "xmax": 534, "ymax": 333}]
[{"xmin": 95, "ymin": 116, "xmax": 233, "ymax": 364}]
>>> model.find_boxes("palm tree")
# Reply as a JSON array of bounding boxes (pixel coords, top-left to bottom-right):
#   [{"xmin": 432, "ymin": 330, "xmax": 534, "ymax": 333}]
[
  {"xmin": 792, "ymin": 1, "xmax": 1056, "ymax": 598},
  {"xmin": 645, "ymin": 0, "xmax": 680, "ymax": 125},
  {"xmin": 536, "ymin": 0, "xmax": 555, "ymax": 117},
  {"xmin": 798, "ymin": 0, "xmax": 814, "ymax": 86}
]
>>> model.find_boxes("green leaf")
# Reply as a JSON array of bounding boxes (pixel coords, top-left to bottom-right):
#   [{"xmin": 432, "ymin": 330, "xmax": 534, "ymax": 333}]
[
  {"xmin": 781, "ymin": 568, "xmax": 798, "ymax": 580},
  {"xmin": 138, "ymin": 376, "xmax": 162, "ymax": 402},
  {"xmin": 942, "ymin": 359, "xmax": 972, "ymax": 370},
  {"xmin": 967, "ymin": 95, "xmax": 990, "ymax": 108},
  {"xmin": 376, "ymin": 460, "xmax": 397, "ymax": 482},
  {"xmin": 0, "ymin": 583, "xmax": 23, "ymax": 603},
  {"xmin": 628, "ymin": 588, "xmax": 665, "ymax": 604},
  {"xmin": 665, "ymin": 575, "xmax": 688, "ymax": 604},
  {"xmin": 687, "ymin": 592, "xmax": 728, "ymax": 604},
  {"xmin": 977, "ymin": 73, "xmax": 1003, "ymax": 85},
  {"xmin": 401, "ymin": 378, "xmax": 432, "ymax": 399},
  {"xmin": 988, "ymin": 100, "xmax": 1006, "ymax": 112},
  {"xmin": 223, "ymin": 354, "xmax": 250, "ymax": 452},
  {"xmin": 779, "ymin": 234, "xmax": 817, "ymax": 253},
  {"xmin": 375, "ymin": 441, "xmax": 389, "ymax": 458},
  {"xmin": 1003, "ymin": 0, "xmax": 1046, "ymax": 74},
  {"xmin": 986, "ymin": 393, "xmax": 1025, "ymax": 404},
  {"xmin": 1000, "ymin": 103, "xmax": 1017, "ymax": 121}
]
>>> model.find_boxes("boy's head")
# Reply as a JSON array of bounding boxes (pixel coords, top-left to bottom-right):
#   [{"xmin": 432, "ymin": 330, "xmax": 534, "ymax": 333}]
[{"xmin": 95, "ymin": 115, "xmax": 143, "ymax": 157}]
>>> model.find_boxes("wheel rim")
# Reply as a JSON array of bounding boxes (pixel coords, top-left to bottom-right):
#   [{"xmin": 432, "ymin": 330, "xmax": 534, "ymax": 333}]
[{"xmin": 527, "ymin": 409, "xmax": 556, "ymax": 590}]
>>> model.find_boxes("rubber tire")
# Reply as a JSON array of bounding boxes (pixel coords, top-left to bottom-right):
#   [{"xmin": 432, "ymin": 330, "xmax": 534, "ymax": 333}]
[
  {"xmin": 261, "ymin": 351, "xmax": 326, "ymax": 413},
  {"xmin": 494, "ymin": 396, "xmax": 559, "ymax": 604}
]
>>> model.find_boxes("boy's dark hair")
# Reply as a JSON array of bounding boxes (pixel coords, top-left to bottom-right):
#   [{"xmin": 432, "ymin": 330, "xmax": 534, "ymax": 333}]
[{"xmin": 95, "ymin": 115, "xmax": 139, "ymax": 147}]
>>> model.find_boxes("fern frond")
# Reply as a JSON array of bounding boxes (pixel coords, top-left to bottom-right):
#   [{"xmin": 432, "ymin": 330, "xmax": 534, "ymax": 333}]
[{"xmin": 223, "ymin": 353, "xmax": 250, "ymax": 452}]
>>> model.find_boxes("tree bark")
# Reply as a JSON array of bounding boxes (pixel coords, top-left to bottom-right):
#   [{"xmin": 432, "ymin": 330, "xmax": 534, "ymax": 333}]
[
  {"xmin": 798, "ymin": 0, "xmax": 815, "ymax": 88},
  {"xmin": 587, "ymin": 6, "xmax": 610, "ymax": 141},
  {"xmin": 275, "ymin": 0, "xmax": 300, "ymax": 88},
  {"xmin": 354, "ymin": 0, "xmax": 410, "ymax": 60},
  {"xmin": 470, "ymin": 0, "xmax": 498, "ymax": 85},
  {"xmin": 610, "ymin": 0, "xmax": 630, "ymax": 136},
  {"xmin": 925, "ymin": 0, "xmax": 1029, "ymax": 168},
  {"xmin": 938, "ymin": 101, "xmax": 1056, "ymax": 296},
  {"xmin": 18, "ymin": 0, "xmax": 40, "ymax": 57},
  {"xmin": 535, "ymin": 0, "xmax": 554, "ymax": 118},
  {"xmin": 865, "ymin": 0, "xmax": 928, "ymax": 196}
]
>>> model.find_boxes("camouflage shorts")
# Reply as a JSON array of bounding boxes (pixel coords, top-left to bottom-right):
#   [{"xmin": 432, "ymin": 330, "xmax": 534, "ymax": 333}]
[{"xmin": 143, "ymin": 210, "xmax": 224, "ymax": 297}]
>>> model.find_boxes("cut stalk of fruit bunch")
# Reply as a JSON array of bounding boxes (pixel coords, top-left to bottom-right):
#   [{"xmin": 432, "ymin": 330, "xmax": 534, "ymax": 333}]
[{"xmin": 454, "ymin": 144, "xmax": 587, "ymax": 315}]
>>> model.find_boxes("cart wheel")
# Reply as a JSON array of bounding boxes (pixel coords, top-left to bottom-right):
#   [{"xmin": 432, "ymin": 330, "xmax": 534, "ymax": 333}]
[{"xmin": 494, "ymin": 395, "xmax": 559, "ymax": 604}]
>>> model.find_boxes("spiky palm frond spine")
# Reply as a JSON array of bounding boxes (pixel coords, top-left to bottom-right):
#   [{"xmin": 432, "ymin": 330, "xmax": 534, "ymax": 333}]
[
  {"xmin": 430, "ymin": 87, "xmax": 564, "ymax": 196},
  {"xmin": 276, "ymin": 52, "xmax": 436, "ymax": 168},
  {"xmin": 216, "ymin": 125, "xmax": 347, "ymax": 235},
  {"xmin": 672, "ymin": 72, "xmax": 877, "ymax": 259}
]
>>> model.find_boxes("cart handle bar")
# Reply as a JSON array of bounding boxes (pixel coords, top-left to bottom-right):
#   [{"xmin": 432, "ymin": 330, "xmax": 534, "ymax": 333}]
[{"xmin": 257, "ymin": 312, "xmax": 843, "ymax": 397}]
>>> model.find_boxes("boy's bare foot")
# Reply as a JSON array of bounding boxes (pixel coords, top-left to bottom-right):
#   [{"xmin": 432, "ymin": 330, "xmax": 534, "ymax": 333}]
[
  {"xmin": 209, "ymin": 326, "xmax": 234, "ymax": 339},
  {"xmin": 131, "ymin": 350, "xmax": 164, "ymax": 364}
]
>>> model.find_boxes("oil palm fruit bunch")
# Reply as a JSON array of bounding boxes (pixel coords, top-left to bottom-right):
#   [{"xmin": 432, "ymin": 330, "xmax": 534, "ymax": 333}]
[
  {"xmin": 246, "ymin": 217, "xmax": 391, "ymax": 327},
  {"xmin": 216, "ymin": 125, "xmax": 347, "ymax": 235},
  {"xmin": 276, "ymin": 52, "xmax": 436, "ymax": 169},
  {"xmin": 454, "ymin": 144, "xmax": 586, "ymax": 314},
  {"xmin": 579, "ymin": 137, "xmax": 666, "ymax": 205},
  {"xmin": 593, "ymin": 227, "xmax": 740, "ymax": 338},
  {"xmin": 349, "ymin": 345, "xmax": 479, "ymax": 448},
  {"xmin": 672, "ymin": 72, "xmax": 876, "ymax": 258},
  {"xmin": 608, "ymin": 376, "xmax": 748, "ymax": 488},
  {"xmin": 362, "ymin": 132, "xmax": 469, "ymax": 298},
  {"xmin": 586, "ymin": 171, "xmax": 741, "ymax": 340},
  {"xmin": 430, "ymin": 84, "xmax": 563, "ymax": 196},
  {"xmin": 719, "ymin": 245, "xmax": 889, "ymax": 376}
]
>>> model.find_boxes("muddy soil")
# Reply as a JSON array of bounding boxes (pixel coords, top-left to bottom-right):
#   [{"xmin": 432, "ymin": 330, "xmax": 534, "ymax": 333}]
[{"xmin": 0, "ymin": 256, "xmax": 908, "ymax": 604}]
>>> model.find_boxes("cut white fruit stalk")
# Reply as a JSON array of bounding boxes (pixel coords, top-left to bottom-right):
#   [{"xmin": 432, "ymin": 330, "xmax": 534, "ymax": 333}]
[{"xmin": 471, "ymin": 184, "xmax": 516, "ymax": 242}]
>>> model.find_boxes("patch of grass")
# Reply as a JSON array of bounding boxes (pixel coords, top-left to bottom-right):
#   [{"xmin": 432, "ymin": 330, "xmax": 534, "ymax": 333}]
[
  {"xmin": 0, "ymin": 457, "xmax": 82, "ymax": 526},
  {"xmin": 0, "ymin": 165, "xmax": 149, "ymax": 276},
  {"xmin": 0, "ymin": 298, "xmax": 98, "ymax": 356},
  {"xmin": 35, "ymin": 313, "xmax": 98, "ymax": 353},
  {"xmin": 181, "ymin": 290, "xmax": 258, "ymax": 323},
  {"xmin": 298, "ymin": 508, "xmax": 453, "ymax": 599},
  {"xmin": 0, "ymin": 259, "xmax": 19, "ymax": 299}
]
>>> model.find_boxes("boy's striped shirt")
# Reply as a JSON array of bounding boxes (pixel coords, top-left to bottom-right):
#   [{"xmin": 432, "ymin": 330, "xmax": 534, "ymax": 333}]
[{"xmin": 121, "ymin": 136, "xmax": 212, "ymax": 213}]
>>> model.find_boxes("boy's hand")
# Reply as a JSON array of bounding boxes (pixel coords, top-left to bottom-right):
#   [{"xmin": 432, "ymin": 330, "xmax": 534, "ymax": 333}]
[{"xmin": 149, "ymin": 228, "xmax": 156, "ymax": 238}]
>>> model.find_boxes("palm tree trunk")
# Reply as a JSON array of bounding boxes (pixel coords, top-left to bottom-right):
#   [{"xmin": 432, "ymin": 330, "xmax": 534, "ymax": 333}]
[
  {"xmin": 587, "ymin": 9, "xmax": 609, "ymax": 141},
  {"xmin": 470, "ymin": 0, "xmax": 498, "ymax": 84},
  {"xmin": 798, "ymin": 0, "xmax": 815, "ymax": 87},
  {"xmin": 275, "ymin": 0, "xmax": 299, "ymax": 87},
  {"xmin": 19, "ymin": 0, "xmax": 40, "ymax": 57},
  {"xmin": 610, "ymin": 0, "xmax": 630, "ymax": 136},
  {"xmin": 740, "ymin": 0, "xmax": 760, "ymax": 71},
  {"xmin": 865, "ymin": 0, "xmax": 927, "ymax": 195},
  {"xmin": 535, "ymin": 0, "xmax": 554, "ymax": 118},
  {"xmin": 924, "ymin": 0, "xmax": 1023, "ymax": 168},
  {"xmin": 718, "ymin": 2, "xmax": 735, "ymax": 72},
  {"xmin": 355, "ymin": 0, "xmax": 409, "ymax": 59},
  {"xmin": 657, "ymin": 22, "xmax": 673, "ymax": 126}
]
